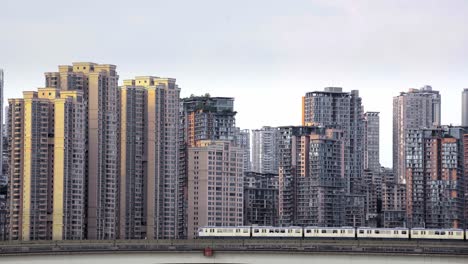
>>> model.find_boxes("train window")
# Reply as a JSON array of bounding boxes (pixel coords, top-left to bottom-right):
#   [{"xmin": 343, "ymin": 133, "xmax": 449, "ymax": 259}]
[
  {"xmin": 262, "ymin": 229, "xmax": 267, "ymax": 233},
  {"xmin": 359, "ymin": 230, "xmax": 364, "ymax": 234},
  {"xmin": 341, "ymin": 230, "xmax": 345, "ymax": 234},
  {"xmin": 449, "ymin": 232, "xmax": 453, "ymax": 235},
  {"xmin": 456, "ymin": 232, "xmax": 462, "ymax": 235},
  {"xmin": 306, "ymin": 230, "xmax": 311, "ymax": 233},
  {"xmin": 367, "ymin": 230, "xmax": 372, "ymax": 234},
  {"xmin": 322, "ymin": 230, "xmax": 327, "ymax": 234},
  {"xmin": 348, "ymin": 230, "xmax": 353, "ymax": 234},
  {"xmin": 402, "ymin": 231, "xmax": 407, "ymax": 235},
  {"xmin": 423, "ymin": 231, "xmax": 426, "ymax": 235},
  {"xmin": 435, "ymin": 231, "xmax": 440, "ymax": 235},
  {"xmin": 441, "ymin": 232, "xmax": 446, "ymax": 235},
  {"xmin": 275, "ymin": 229, "xmax": 280, "ymax": 233},
  {"xmin": 236, "ymin": 229, "xmax": 240, "ymax": 233},
  {"xmin": 269, "ymin": 230, "xmax": 274, "ymax": 233},
  {"xmin": 375, "ymin": 230, "xmax": 380, "ymax": 234},
  {"xmin": 280, "ymin": 229, "xmax": 286, "ymax": 233},
  {"xmin": 333, "ymin": 230, "xmax": 338, "ymax": 234},
  {"xmin": 254, "ymin": 229, "xmax": 259, "ymax": 233},
  {"xmin": 412, "ymin": 231, "xmax": 418, "ymax": 235},
  {"xmin": 296, "ymin": 230, "xmax": 301, "ymax": 233},
  {"xmin": 394, "ymin": 231, "xmax": 398, "ymax": 234},
  {"xmin": 243, "ymin": 229, "xmax": 248, "ymax": 233},
  {"xmin": 315, "ymin": 230, "xmax": 319, "ymax": 233}
]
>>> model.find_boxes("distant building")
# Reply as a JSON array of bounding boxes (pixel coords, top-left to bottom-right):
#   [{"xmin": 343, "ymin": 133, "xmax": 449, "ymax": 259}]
[
  {"xmin": 251, "ymin": 126, "xmax": 278, "ymax": 174},
  {"xmin": 0, "ymin": 69, "xmax": 3, "ymax": 178},
  {"xmin": 235, "ymin": 128, "xmax": 251, "ymax": 172},
  {"xmin": 187, "ymin": 141, "xmax": 244, "ymax": 239},
  {"xmin": 405, "ymin": 127, "xmax": 464, "ymax": 228},
  {"xmin": 8, "ymin": 88, "xmax": 86, "ymax": 240},
  {"xmin": 302, "ymin": 88, "xmax": 365, "ymax": 196},
  {"xmin": 181, "ymin": 96, "xmax": 237, "ymax": 146},
  {"xmin": 462, "ymin": 89, "xmax": 468, "ymax": 127},
  {"xmin": 393, "ymin": 86, "xmax": 441, "ymax": 184},
  {"xmin": 277, "ymin": 126, "xmax": 346, "ymax": 227},
  {"xmin": 381, "ymin": 168, "xmax": 406, "ymax": 228},
  {"xmin": 244, "ymin": 171, "xmax": 278, "ymax": 226},
  {"xmin": 364, "ymin": 112, "xmax": 380, "ymax": 172}
]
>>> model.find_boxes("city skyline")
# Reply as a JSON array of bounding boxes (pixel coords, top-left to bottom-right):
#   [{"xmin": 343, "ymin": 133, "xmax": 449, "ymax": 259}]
[{"xmin": 2, "ymin": 0, "xmax": 468, "ymax": 168}]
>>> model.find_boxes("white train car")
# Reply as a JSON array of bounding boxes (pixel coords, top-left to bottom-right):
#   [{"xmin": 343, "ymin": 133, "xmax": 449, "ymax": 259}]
[
  {"xmin": 411, "ymin": 228, "xmax": 464, "ymax": 240},
  {"xmin": 357, "ymin": 227, "xmax": 409, "ymax": 239},
  {"xmin": 251, "ymin": 226, "xmax": 303, "ymax": 238},
  {"xmin": 198, "ymin": 226, "xmax": 251, "ymax": 238},
  {"xmin": 304, "ymin": 227, "xmax": 355, "ymax": 238}
]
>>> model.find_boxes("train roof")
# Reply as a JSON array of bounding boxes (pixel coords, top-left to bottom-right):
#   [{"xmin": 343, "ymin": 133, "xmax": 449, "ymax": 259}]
[
  {"xmin": 357, "ymin": 227, "xmax": 409, "ymax": 230},
  {"xmin": 411, "ymin": 228, "xmax": 464, "ymax": 231},
  {"xmin": 304, "ymin": 226, "xmax": 355, "ymax": 229}
]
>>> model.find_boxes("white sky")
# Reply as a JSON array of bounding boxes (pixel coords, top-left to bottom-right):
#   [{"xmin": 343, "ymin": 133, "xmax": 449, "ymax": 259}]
[{"xmin": 1, "ymin": 0, "xmax": 468, "ymax": 167}]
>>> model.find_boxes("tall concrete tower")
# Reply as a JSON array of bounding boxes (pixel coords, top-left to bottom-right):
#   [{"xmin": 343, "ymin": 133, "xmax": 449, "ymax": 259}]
[
  {"xmin": 45, "ymin": 63, "xmax": 120, "ymax": 240},
  {"xmin": 393, "ymin": 86, "xmax": 441, "ymax": 183},
  {"xmin": 0, "ymin": 69, "xmax": 3, "ymax": 176},
  {"xmin": 462, "ymin": 89, "xmax": 468, "ymax": 126}
]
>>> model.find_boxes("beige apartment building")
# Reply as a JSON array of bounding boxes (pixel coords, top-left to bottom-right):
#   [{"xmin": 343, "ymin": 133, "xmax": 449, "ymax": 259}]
[
  {"xmin": 187, "ymin": 140, "xmax": 244, "ymax": 239},
  {"xmin": 8, "ymin": 88, "xmax": 85, "ymax": 240},
  {"xmin": 45, "ymin": 63, "xmax": 120, "ymax": 239},
  {"xmin": 119, "ymin": 77, "xmax": 181, "ymax": 239}
]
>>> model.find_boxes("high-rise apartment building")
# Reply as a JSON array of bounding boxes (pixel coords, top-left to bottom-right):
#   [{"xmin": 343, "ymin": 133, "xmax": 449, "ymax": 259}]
[
  {"xmin": 235, "ymin": 128, "xmax": 251, "ymax": 172},
  {"xmin": 302, "ymin": 88, "xmax": 365, "ymax": 195},
  {"xmin": 251, "ymin": 126, "xmax": 278, "ymax": 174},
  {"xmin": 364, "ymin": 112, "xmax": 380, "ymax": 172},
  {"xmin": 0, "ymin": 69, "xmax": 3, "ymax": 177},
  {"xmin": 119, "ymin": 77, "xmax": 181, "ymax": 239},
  {"xmin": 180, "ymin": 95, "xmax": 237, "ymax": 238},
  {"xmin": 277, "ymin": 126, "xmax": 314, "ymax": 226},
  {"xmin": 45, "ymin": 63, "xmax": 120, "ymax": 239},
  {"xmin": 7, "ymin": 88, "xmax": 86, "ymax": 240},
  {"xmin": 298, "ymin": 129, "xmax": 345, "ymax": 227},
  {"xmin": 187, "ymin": 140, "xmax": 244, "ymax": 239},
  {"xmin": 277, "ymin": 126, "xmax": 346, "ymax": 227},
  {"xmin": 393, "ymin": 86, "xmax": 441, "ymax": 183},
  {"xmin": 244, "ymin": 171, "xmax": 278, "ymax": 226},
  {"xmin": 405, "ymin": 127, "xmax": 464, "ymax": 228},
  {"xmin": 119, "ymin": 83, "xmax": 146, "ymax": 239},
  {"xmin": 181, "ymin": 96, "xmax": 236, "ymax": 147},
  {"xmin": 462, "ymin": 89, "xmax": 468, "ymax": 127}
]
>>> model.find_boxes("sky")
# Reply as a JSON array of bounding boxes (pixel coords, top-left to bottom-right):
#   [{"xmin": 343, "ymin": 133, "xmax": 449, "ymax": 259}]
[{"xmin": 1, "ymin": 0, "xmax": 468, "ymax": 167}]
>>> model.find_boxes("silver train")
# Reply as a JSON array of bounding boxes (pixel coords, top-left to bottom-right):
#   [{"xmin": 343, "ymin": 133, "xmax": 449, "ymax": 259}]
[{"xmin": 198, "ymin": 226, "xmax": 467, "ymax": 240}]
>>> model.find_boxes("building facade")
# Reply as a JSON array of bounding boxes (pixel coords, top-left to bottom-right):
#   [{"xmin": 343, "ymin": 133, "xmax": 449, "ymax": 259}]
[
  {"xmin": 235, "ymin": 128, "xmax": 251, "ymax": 172},
  {"xmin": 276, "ymin": 126, "xmax": 346, "ymax": 227},
  {"xmin": 187, "ymin": 141, "xmax": 244, "ymax": 239},
  {"xmin": 462, "ymin": 89, "xmax": 468, "ymax": 127},
  {"xmin": 251, "ymin": 126, "xmax": 278, "ymax": 174},
  {"xmin": 405, "ymin": 128, "xmax": 464, "ymax": 228},
  {"xmin": 181, "ymin": 96, "xmax": 237, "ymax": 146},
  {"xmin": 393, "ymin": 86, "xmax": 441, "ymax": 184},
  {"xmin": 119, "ymin": 77, "xmax": 181, "ymax": 239},
  {"xmin": 302, "ymin": 88, "xmax": 365, "ymax": 195},
  {"xmin": 364, "ymin": 112, "xmax": 380, "ymax": 172},
  {"xmin": 7, "ymin": 88, "xmax": 86, "ymax": 240},
  {"xmin": 244, "ymin": 172, "xmax": 278, "ymax": 226},
  {"xmin": 45, "ymin": 63, "xmax": 120, "ymax": 239}
]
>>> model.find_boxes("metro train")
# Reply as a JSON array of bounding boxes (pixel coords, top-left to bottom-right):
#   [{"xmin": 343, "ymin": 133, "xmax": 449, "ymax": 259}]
[{"xmin": 198, "ymin": 226, "xmax": 467, "ymax": 240}]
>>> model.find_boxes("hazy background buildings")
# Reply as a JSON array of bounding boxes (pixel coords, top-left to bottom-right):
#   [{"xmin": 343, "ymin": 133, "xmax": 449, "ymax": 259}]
[{"xmin": 2, "ymin": 1, "xmax": 468, "ymax": 169}]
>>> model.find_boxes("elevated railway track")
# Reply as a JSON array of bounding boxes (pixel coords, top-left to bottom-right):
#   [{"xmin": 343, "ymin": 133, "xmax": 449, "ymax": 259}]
[{"xmin": 1, "ymin": 239, "xmax": 468, "ymax": 256}]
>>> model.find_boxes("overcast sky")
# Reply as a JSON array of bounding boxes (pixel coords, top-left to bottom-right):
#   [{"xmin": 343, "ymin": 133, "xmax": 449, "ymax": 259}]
[{"xmin": 1, "ymin": 0, "xmax": 468, "ymax": 167}]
